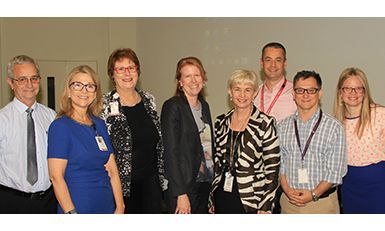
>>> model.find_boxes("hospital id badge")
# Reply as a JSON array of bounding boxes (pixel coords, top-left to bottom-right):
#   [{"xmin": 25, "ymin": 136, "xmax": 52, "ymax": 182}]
[
  {"xmin": 95, "ymin": 136, "xmax": 108, "ymax": 151},
  {"xmin": 110, "ymin": 102, "xmax": 120, "ymax": 115},
  {"xmin": 223, "ymin": 172, "xmax": 234, "ymax": 192},
  {"xmin": 298, "ymin": 168, "xmax": 309, "ymax": 184}
]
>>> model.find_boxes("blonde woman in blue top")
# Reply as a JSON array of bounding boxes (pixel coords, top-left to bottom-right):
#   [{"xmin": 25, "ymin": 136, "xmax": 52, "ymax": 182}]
[{"xmin": 48, "ymin": 65, "xmax": 124, "ymax": 214}]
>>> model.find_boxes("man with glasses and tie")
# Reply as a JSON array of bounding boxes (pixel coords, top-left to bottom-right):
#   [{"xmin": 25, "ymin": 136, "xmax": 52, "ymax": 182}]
[
  {"xmin": 277, "ymin": 70, "xmax": 347, "ymax": 213},
  {"xmin": 0, "ymin": 55, "xmax": 57, "ymax": 213}
]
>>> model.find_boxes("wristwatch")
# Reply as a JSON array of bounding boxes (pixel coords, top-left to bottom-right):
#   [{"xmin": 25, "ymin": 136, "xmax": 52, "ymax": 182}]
[
  {"xmin": 66, "ymin": 208, "xmax": 78, "ymax": 214},
  {"xmin": 311, "ymin": 191, "xmax": 319, "ymax": 202}
]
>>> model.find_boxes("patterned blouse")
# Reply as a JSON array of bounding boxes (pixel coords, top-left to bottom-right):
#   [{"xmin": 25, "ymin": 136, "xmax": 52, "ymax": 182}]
[
  {"xmin": 345, "ymin": 106, "xmax": 385, "ymax": 166},
  {"xmin": 209, "ymin": 105, "xmax": 280, "ymax": 213},
  {"xmin": 100, "ymin": 89, "xmax": 167, "ymax": 197}
]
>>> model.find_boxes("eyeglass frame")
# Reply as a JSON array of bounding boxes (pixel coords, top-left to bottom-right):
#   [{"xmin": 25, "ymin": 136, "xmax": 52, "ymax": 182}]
[
  {"xmin": 113, "ymin": 65, "xmax": 138, "ymax": 74},
  {"xmin": 294, "ymin": 88, "xmax": 320, "ymax": 95},
  {"xmin": 10, "ymin": 75, "xmax": 41, "ymax": 85},
  {"xmin": 69, "ymin": 81, "xmax": 97, "ymax": 93},
  {"xmin": 341, "ymin": 86, "xmax": 365, "ymax": 94}
]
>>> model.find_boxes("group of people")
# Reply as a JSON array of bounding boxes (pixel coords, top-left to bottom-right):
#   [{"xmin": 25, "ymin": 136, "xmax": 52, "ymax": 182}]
[{"xmin": 0, "ymin": 42, "xmax": 383, "ymax": 214}]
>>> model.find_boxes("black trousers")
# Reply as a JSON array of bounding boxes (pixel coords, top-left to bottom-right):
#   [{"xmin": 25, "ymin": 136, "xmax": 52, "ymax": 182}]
[
  {"xmin": 0, "ymin": 186, "xmax": 57, "ymax": 214},
  {"xmin": 214, "ymin": 174, "xmax": 245, "ymax": 214},
  {"xmin": 272, "ymin": 186, "xmax": 283, "ymax": 214},
  {"xmin": 166, "ymin": 181, "xmax": 210, "ymax": 214},
  {"xmin": 124, "ymin": 173, "xmax": 163, "ymax": 214}
]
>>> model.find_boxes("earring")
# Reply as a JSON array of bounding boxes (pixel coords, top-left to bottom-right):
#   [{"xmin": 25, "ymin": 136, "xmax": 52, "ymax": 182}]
[{"xmin": 178, "ymin": 85, "xmax": 183, "ymax": 91}]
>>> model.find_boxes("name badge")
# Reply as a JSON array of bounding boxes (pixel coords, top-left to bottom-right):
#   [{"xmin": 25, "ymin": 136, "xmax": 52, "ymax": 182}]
[
  {"xmin": 298, "ymin": 168, "xmax": 309, "ymax": 184},
  {"xmin": 110, "ymin": 102, "xmax": 120, "ymax": 115},
  {"xmin": 95, "ymin": 136, "xmax": 108, "ymax": 151},
  {"xmin": 223, "ymin": 172, "xmax": 234, "ymax": 192}
]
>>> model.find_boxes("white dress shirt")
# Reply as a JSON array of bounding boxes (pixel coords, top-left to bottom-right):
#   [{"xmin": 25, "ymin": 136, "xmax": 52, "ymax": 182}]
[{"xmin": 0, "ymin": 97, "xmax": 56, "ymax": 192}]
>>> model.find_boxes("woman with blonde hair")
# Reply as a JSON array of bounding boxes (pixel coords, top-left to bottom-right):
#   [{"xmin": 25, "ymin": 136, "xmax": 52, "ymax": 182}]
[
  {"xmin": 48, "ymin": 65, "xmax": 124, "ymax": 214},
  {"xmin": 334, "ymin": 67, "xmax": 385, "ymax": 214},
  {"xmin": 209, "ymin": 69, "xmax": 280, "ymax": 214}
]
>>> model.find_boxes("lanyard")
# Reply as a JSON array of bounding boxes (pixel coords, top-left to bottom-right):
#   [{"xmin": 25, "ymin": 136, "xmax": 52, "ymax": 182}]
[
  {"xmin": 91, "ymin": 122, "xmax": 100, "ymax": 137},
  {"xmin": 260, "ymin": 78, "xmax": 287, "ymax": 114},
  {"xmin": 229, "ymin": 130, "xmax": 240, "ymax": 173},
  {"xmin": 293, "ymin": 110, "xmax": 323, "ymax": 162}
]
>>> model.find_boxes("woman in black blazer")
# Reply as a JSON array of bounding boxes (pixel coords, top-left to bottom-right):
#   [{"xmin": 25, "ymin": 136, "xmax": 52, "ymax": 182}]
[{"xmin": 161, "ymin": 57, "xmax": 214, "ymax": 214}]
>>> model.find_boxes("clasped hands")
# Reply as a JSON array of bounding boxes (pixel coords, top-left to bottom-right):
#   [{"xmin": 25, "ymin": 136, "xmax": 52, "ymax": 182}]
[{"xmin": 285, "ymin": 188, "xmax": 313, "ymax": 207}]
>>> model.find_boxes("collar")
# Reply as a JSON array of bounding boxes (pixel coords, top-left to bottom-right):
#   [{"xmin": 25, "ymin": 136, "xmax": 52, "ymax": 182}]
[
  {"xmin": 111, "ymin": 88, "xmax": 142, "ymax": 100},
  {"xmin": 263, "ymin": 77, "xmax": 286, "ymax": 93},
  {"xmin": 13, "ymin": 97, "xmax": 37, "ymax": 114},
  {"xmin": 294, "ymin": 107, "xmax": 321, "ymax": 125},
  {"xmin": 223, "ymin": 104, "xmax": 258, "ymax": 122}
]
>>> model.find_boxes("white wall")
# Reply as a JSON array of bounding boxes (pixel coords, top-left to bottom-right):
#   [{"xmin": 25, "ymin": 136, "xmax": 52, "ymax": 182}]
[
  {"xmin": 1, "ymin": 18, "xmax": 384, "ymax": 117},
  {"xmin": 137, "ymin": 18, "xmax": 385, "ymax": 118},
  {"xmin": 0, "ymin": 18, "xmax": 137, "ymax": 108}
]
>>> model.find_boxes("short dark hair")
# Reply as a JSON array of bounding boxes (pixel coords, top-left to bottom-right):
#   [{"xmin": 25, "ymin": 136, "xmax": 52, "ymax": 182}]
[
  {"xmin": 293, "ymin": 70, "xmax": 322, "ymax": 89},
  {"xmin": 261, "ymin": 42, "xmax": 287, "ymax": 60},
  {"xmin": 107, "ymin": 48, "xmax": 141, "ymax": 79}
]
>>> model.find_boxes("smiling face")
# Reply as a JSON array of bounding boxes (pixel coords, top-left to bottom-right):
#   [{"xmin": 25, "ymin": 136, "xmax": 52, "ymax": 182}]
[
  {"xmin": 113, "ymin": 58, "xmax": 138, "ymax": 92},
  {"xmin": 7, "ymin": 63, "xmax": 40, "ymax": 107},
  {"xmin": 229, "ymin": 82, "xmax": 257, "ymax": 110},
  {"xmin": 260, "ymin": 47, "xmax": 287, "ymax": 82},
  {"xmin": 68, "ymin": 73, "xmax": 96, "ymax": 111},
  {"xmin": 293, "ymin": 77, "xmax": 323, "ymax": 113},
  {"xmin": 179, "ymin": 64, "xmax": 204, "ymax": 100},
  {"xmin": 340, "ymin": 75, "xmax": 365, "ymax": 109}
]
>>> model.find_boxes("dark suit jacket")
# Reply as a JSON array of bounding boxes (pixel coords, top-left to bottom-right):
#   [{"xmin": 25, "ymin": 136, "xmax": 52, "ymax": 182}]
[{"xmin": 161, "ymin": 94, "xmax": 214, "ymax": 208}]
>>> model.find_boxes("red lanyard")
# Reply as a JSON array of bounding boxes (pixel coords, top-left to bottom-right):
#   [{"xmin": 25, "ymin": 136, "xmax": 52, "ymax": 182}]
[
  {"xmin": 260, "ymin": 78, "xmax": 287, "ymax": 114},
  {"xmin": 294, "ymin": 110, "xmax": 323, "ymax": 161}
]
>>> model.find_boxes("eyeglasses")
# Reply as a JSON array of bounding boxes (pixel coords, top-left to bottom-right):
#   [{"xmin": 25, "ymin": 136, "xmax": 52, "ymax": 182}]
[
  {"xmin": 341, "ymin": 87, "xmax": 365, "ymax": 94},
  {"xmin": 11, "ymin": 75, "xmax": 41, "ymax": 85},
  {"xmin": 69, "ymin": 81, "xmax": 97, "ymax": 93},
  {"xmin": 114, "ymin": 65, "xmax": 137, "ymax": 74},
  {"xmin": 294, "ymin": 88, "xmax": 319, "ymax": 95}
]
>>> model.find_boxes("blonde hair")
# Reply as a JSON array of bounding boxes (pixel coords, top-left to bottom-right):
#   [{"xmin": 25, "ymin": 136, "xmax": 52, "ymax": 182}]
[
  {"xmin": 57, "ymin": 65, "xmax": 102, "ymax": 118},
  {"xmin": 334, "ymin": 67, "xmax": 376, "ymax": 139},
  {"xmin": 228, "ymin": 69, "xmax": 259, "ymax": 91}
]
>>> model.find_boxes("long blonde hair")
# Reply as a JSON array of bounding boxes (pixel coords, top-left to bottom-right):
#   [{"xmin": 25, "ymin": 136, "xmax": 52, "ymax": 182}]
[
  {"xmin": 334, "ymin": 67, "xmax": 376, "ymax": 139},
  {"xmin": 57, "ymin": 65, "xmax": 102, "ymax": 118}
]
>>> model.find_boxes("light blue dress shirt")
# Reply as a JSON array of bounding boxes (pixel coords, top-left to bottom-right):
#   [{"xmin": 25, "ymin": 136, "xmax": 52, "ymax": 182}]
[
  {"xmin": 278, "ymin": 108, "xmax": 347, "ymax": 190},
  {"xmin": 0, "ymin": 97, "xmax": 56, "ymax": 192}
]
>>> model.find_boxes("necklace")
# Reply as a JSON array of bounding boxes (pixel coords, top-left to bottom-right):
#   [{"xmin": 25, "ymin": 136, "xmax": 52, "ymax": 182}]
[
  {"xmin": 190, "ymin": 101, "xmax": 201, "ymax": 111},
  {"xmin": 228, "ymin": 107, "xmax": 252, "ymax": 173},
  {"xmin": 345, "ymin": 115, "xmax": 360, "ymax": 120},
  {"xmin": 120, "ymin": 92, "xmax": 141, "ymax": 107},
  {"xmin": 231, "ymin": 106, "xmax": 252, "ymax": 131},
  {"xmin": 70, "ymin": 113, "xmax": 93, "ymax": 126}
]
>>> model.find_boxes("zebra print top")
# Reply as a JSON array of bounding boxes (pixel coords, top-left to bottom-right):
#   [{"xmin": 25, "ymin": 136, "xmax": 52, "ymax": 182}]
[{"xmin": 209, "ymin": 105, "xmax": 280, "ymax": 213}]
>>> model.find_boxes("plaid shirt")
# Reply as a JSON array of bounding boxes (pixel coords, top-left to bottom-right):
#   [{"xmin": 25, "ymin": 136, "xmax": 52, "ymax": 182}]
[{"xmin": 278, "ymin": 108, "xmax": 347, "ymax": 190}]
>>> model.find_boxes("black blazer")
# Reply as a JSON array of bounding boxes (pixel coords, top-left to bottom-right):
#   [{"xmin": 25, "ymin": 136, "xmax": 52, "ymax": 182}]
[{"xmin": 161, "ymin": 95, "xmax": 214, "ymax": 199}]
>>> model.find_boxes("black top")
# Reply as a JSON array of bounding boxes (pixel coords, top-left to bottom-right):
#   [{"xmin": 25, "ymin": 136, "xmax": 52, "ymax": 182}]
[{"xmin": 121, "ymin": 101, "xmax": 159, "ymax": 181}]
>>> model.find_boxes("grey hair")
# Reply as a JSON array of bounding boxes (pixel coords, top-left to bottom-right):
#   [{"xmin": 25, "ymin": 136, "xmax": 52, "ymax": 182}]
[{"xmin": 7, "ymin": 55, "xmax": 40, "ymax": 79}]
